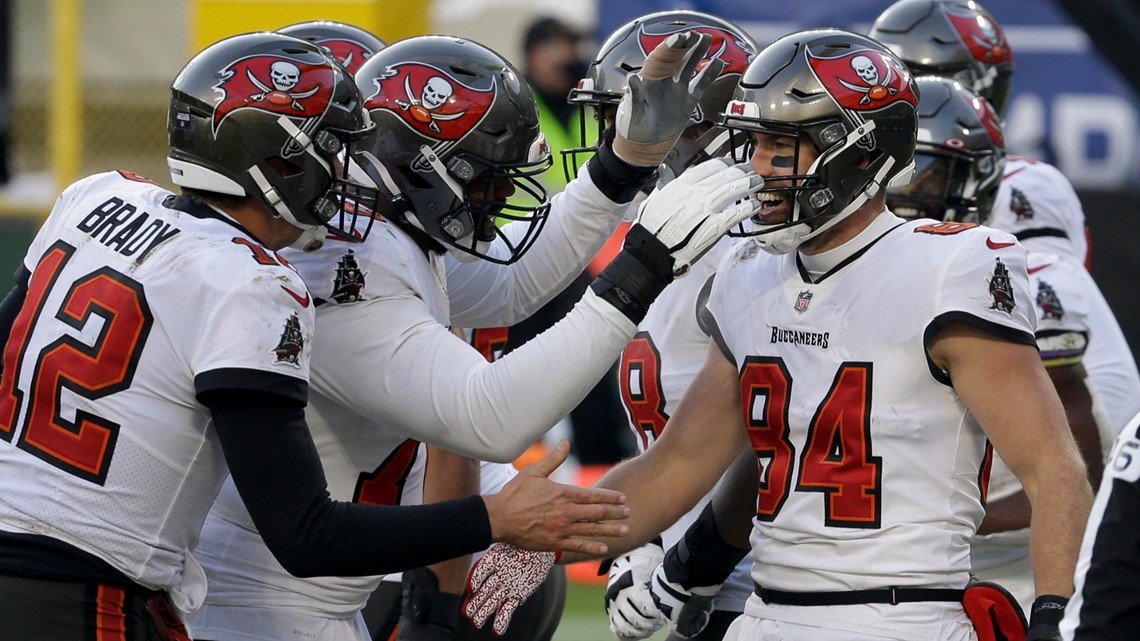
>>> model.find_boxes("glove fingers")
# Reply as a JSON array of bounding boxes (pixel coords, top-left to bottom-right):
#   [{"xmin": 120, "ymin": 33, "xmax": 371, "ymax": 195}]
[
  {"xmin": 676, "ymin": 33, "xmax": 714, "ymax": 83},
  {"xmin": 705, "ymin": 173, "xmax": 764, "ymax": 215},
  {"xmin": 492, "ymin": 599, "xmax": 520, "ymax": 636},
  {"xmin": 640, "ymin": 31, "xmax": 700, "ymax": 80},
  {"xmin": 464, "ymin": 571, "xmax": 502, "ymax": 627},
  {"xmin": 677, "ymin": 156, "xmax": 734, "ymax": 186},
  {"xmin": 689, "ymin": 56, "xmax": 727, "ymax": 95}
]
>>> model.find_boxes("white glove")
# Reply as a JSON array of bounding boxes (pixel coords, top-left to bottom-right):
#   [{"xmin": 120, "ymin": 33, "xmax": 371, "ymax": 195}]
[
  {"xmin": 636, "ymin": 156, "xmax": 763, "ymax": 276},
  {"xmin": 649, "ymin": 562, "xmax": 721, "ymax": 639},
  {"xmin": 605, "ymin": 541, "xmax": 666, "ymax": 640},
  {"xmin": 463, "ymin": 543, "xmax": 557, "ymax": 636},
  {"xmin": 614, "ymin": 31, "xmax": 726, "ymax": 167}
]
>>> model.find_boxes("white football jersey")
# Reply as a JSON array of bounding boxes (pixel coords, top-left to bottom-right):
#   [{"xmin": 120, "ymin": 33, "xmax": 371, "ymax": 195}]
[
  {"xmin": 705, "ymin": 214, "xmax": 1035, "ymax": 639},
  {"xmin": 989, "ymin": 157, "xmax": 1088, "ymax": 264},
  {"xmin": 987, "ymin": 159, "xmax": 1140, "ymax": 436},
  {"xmin": 189, "ymin": 174, "xmax": 637, "ymax": 636},
  {"xmin": 617, "ymin": 235, "xmax": 752, "ymax": 611},
  {"xmin": 0, "ymin": 172, "xmax": 313, "ymax": 607},
  {"xmin": 189, "ymin": 217, "xmax": 439, "ymax": 624}
]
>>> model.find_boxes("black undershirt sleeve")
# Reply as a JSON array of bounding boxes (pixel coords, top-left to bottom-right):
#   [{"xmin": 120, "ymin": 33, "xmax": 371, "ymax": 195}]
[
  {"xmin": 203, "ymin": 389, "xmax": 493, "ymax": 578},
  {"xmin": 0, "ymin": 266, "xmax": 31, "ymax": 360}
]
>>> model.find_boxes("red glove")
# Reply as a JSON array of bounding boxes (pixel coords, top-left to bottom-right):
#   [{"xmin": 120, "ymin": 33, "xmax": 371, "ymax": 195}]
[{"xmin": 462, "ymin": 543, "xmax": 558, "ymax": 636}]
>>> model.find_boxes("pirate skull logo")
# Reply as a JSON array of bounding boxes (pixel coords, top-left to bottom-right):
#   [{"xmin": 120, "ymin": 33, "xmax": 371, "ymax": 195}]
[
  {"xmin": 395, "ymin": 74, "xmax": 463, "ymax": 133},
  {"xmin": 247, "ymin": 60, "xmax": 321, "ymax": 110},
  {"xmin": 838, "ymin": 54, "xmax": 897, "ymax": 105}
]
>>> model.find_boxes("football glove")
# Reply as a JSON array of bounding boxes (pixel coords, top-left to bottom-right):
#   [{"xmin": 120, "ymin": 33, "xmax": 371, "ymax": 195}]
[
  {"xmin": 613, "ymin": 32, "xmax": 726, "ymax": 168},
  {"xmin": 463, "ymin": 543, "xmax": 557, "ymax": 636},
  {"xmin": 605, "ymin": 539, "xmax": 666, "ymax": 640},
  {"xmin": 592, "ymin": 157, "xmax": 762, "ymax": 323},
  {"xmin": 649, "ymin": 562, "xmax": 720, "ymax": 639}
]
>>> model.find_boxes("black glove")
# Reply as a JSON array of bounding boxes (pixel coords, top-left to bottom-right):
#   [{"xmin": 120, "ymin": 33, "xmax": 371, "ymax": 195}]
[
  {"xmin": 397, "ymin": 568, "xmax": 463, "ymax": 641},
  {"xmin": 1025, "ymin": 594, "xmax": 1067, "ymax": 641}
]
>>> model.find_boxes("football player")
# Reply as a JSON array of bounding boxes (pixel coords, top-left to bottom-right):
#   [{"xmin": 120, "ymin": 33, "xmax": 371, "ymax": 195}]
[
  {"xmin": 564, "ymin": 10, "xmax": 761, "ymax": 641},
  {"xmin": 183, "ymin": 31, "xmax": 763, "ymax": 641},
  {"xmin": 870, "ymin": 0, "xmax": 1140, "ymax": 623},
  {"xmin": 462, "ymin": 29, "xmax": 1093, "ymax": 641},
  {"xmin": 869, "ymin": 0, "xmax": 1140, "ymax": 440},
  {"xmin": 0, "ymin": 33, "xmax": 630, "ymax": 640}
]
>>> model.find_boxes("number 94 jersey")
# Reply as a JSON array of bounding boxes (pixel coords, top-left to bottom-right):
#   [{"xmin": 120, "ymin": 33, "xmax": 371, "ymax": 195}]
[{"xmin": 703, "ymin": 218, "xmax": 1036, "ymax": 597}]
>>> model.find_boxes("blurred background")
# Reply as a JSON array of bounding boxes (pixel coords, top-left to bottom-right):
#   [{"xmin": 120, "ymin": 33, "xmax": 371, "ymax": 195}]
[{"xmin": 0, "ymin": 1, "xmax": 1136, "ymax": 638}]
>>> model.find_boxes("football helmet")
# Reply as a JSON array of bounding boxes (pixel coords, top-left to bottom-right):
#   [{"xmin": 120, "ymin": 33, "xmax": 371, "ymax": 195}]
[
  {"xmin": 564, "ymin": 10, "xmax": 758, "ymax": 181},
  {"xmin": 722, "ymin": 29, "xmax": 919, "ymax": 254},
  {"xmin": 352, "ymin": 36, "xmax": 552, "ymax": 264},
  {"xmin": 888, "ymin": 76, "xmax": 1006, "ymax": 223},
  {"xmin": 869, "ymin": 0, "xmax": 1015, "ymax": 116},
  {"xmin": 167, "ymin": 32, "xmax": 379, "ymax": 242},
  {"xmin": 278, "ymin": 20, "xmax": 386, "ymax": 74}
]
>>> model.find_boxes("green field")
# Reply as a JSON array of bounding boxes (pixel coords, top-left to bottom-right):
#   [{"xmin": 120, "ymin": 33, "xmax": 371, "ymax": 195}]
[{"xmin": 553, "ymin": 582, "xmax": 671, "ymax": 641}]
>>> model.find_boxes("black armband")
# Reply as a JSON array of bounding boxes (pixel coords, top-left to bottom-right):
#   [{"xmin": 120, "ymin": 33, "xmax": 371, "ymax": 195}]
[
  {"xmin": 663, "ymin": 503, "xmax": 749, "ymax": 589},
  {"xmin": 591, "ymin": 225, "xmax": 673, "ymax": 323},
  {"xmin": 587, "ymin": 140, "xmax": 657, "ymax": 204},
  {"xmin": 1028, "ymin": 594, "xmax": 1068, "ymax": 628}
]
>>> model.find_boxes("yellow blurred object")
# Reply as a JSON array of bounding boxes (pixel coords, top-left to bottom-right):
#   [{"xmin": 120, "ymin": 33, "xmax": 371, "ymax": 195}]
[{"xmin": 190, "ymin": 0, "xmax": 428, "ymax": 54}]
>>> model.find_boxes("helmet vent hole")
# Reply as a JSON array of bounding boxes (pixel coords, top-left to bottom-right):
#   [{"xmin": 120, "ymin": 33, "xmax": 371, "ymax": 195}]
[
  {"xmin": 619, "ymin": 63, "xmax": 642, "ymax": 73},
  {"xmin": 448, "ymin": 65, "xmax": 479, "ymax": 78},
  {"xmin": 281, "ymin": 47, "xmax": 310, "ymax": 55},
  {"xmin": 267, "ymin": 157, "xmax": 303, "ymax": 177}
]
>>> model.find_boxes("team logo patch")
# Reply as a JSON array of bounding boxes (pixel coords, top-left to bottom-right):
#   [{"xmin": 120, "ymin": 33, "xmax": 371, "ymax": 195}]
[
  {"xmin": 212, "ymin": 55, "xmax": 335, "ymax": 135},
  {"xmin": 1036, "ymin": 280, "xmax": 1065, "ymax": 321},
  {"xmin": 313, "ymin": 38, "xmax": 378, "ymax": 74},
  {"xmin": 364, "ymin": 63, "xmax": 495, "ymax": 140},
  {"xmin": 794, "ymin": 290, "xmax": 813, "ymax": 313},
  {"xmin": 331, "ymin": 249, "xmax": 367, "ymax": 303},
  {"xmin": 987, "ymin": 257, "xmax": 1016, "ymax": 315},
  {"xmin": 807, "ymin": 48, "xmax": 918, "ymax": 111},
  {"xmin": 944, "ymin": 7, "xmax": 1012, "ymax": 66},
  {"xmin": 1010, "ymin": 187, "xmax": 1034, "ymax": 220},
  {"xmin": 273, "ymin": 311, "xmax": 305, "ymax": 366}
]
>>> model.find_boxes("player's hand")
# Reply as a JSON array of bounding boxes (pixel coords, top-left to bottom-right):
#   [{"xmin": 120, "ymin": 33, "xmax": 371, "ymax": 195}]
[
  {"xmin": 636, "ymin": 156, "xmax": 763, "ymax": 277},
  {"xmin": 1025, "ymin": 595, "xmax": 1067, "ymax": 640},
  {"xmin": 613, "ymin": 32, "xmax": 726, "ymax": 167},
  {"xmin": 649, "ymin": 562, "xmax": 720, "ymax": 639},
  {"xmin": 592, "ymin": 157, "xmax": 761, "ymax": 323},
  {"xmin": 397, "ymin": 568, "xmax": 461, "ymax": 641},
  {"xmin": 482, "ymin": 439, "xmax": 628, "ymax": 555},
  {"xmin": 463, "ymin": 543, "xmax": 557, "ymax": 636},
  {"xmin": 605, "ymin": 540, "xmax": 666, "ymax": 640}
]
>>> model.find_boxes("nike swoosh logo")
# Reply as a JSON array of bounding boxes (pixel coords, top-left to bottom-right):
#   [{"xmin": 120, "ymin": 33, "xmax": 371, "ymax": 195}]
[
  {"xmin": 1028, "ymin": 263, "xmax": 1052, "ymax": 274},
  {"xmin": 1003, "ymin": 167, "xmax": 1027, "ymax": 180},
  {"xmin": 281, "ymin": 285, "xmax": 311, "ymax": 308},
  {"xmin": 986, "ymin": 238, "xmax": 1016, "ymax": 250}
]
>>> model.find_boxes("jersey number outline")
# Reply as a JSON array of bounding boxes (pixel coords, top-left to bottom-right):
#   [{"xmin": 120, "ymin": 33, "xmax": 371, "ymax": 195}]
[
  {"xmin": 353, "ymin": 438, "xmax": 420, "ymax": 506},
  {"xmin": 0, "ymin": 241, "xmax": 153, "ymax": 485},
  {"xmin": 740, "ymin": 357, "xmax": 882, "ymax": 528},
  {"xmin": 619, "ymin": 332, "xmax": 669, "ymax": 450}
]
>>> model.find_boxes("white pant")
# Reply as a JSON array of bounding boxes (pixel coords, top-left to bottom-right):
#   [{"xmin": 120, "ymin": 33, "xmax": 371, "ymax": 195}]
[{"xmin": 724, "ymin": 610, "xmax": 977, "ymax": 641}]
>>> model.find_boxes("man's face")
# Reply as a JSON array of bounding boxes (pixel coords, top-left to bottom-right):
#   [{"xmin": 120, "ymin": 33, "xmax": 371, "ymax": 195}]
[
  {"xmin": 748, "ymin": 131, "xmax": 819, "ymax": 225},
  {"xmin": 466, "ymin": 172, "xmax": 515, "ymax": 240}
]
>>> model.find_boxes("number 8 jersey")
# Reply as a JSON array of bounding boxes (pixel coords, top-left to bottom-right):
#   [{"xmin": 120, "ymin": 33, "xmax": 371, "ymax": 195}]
[
  {"xmin": 702, "ymin": 215, "xmax": 1036, "ymax": 598},
  {"xmin": 0, "ymin": 172, "xmax": 314, "ymax": 606}
]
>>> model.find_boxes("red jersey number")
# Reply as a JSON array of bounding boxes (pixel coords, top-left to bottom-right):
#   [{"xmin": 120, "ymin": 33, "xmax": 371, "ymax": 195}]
[
  {"xmin": 740, "ymin": 357, "xmax": 881, "ymax": 528},
  {"xmin": 0, "ymin": 241, "xmax": 152, "ymax": 484},
  {"xmin": 619, "ymin": 332, "xmax": 669, "ymax": 450}
]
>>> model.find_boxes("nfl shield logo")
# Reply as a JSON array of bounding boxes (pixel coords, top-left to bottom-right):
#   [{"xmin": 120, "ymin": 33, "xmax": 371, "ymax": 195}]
[{"xmin": 795, "ymin": 290, "xmax": 813, "ymax": 313}]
